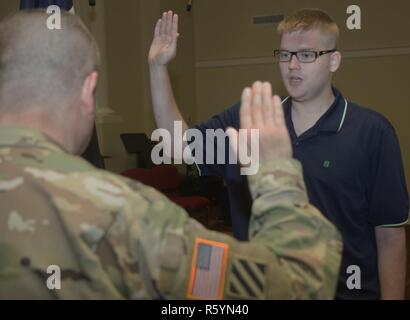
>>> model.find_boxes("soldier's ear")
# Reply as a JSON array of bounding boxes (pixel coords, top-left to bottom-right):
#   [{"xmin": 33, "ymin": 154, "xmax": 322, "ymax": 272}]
[{"xmin": 80, "ymin": 71, "xmax": 98, "ymax": 115}]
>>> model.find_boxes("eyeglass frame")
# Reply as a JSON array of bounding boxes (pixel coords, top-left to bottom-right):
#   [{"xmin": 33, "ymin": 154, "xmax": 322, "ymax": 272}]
[{"xmin": 273, "ymin": 49, "xmax": 338, "ymax": 63}]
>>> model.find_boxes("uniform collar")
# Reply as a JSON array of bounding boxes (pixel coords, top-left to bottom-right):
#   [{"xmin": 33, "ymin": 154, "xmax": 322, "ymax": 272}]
[
  {"xmin": 0, "ymin": 124, "xmax": 67, "ymax": 154},
  {"xmin": 283, "ymin": 87, "xmax": 348, "ymax": 136}
]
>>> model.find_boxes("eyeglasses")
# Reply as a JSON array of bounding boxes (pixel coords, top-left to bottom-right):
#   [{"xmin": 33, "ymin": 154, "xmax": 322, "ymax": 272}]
[{"xmin": 274, "ymin": 49, "xmax": 337, "ymax": 63}]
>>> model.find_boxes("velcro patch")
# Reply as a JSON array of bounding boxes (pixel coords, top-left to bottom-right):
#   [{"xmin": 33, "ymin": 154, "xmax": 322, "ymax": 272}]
[
  {"xmin": 187, "ymin": 238, "xmax": 228, "ymax": 300},
  {"xmin": 227, "ymin": 257, "xmax": 267, "ymax": 299}
]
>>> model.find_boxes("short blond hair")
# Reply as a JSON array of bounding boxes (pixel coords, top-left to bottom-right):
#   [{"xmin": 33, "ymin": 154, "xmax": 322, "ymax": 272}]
[{"xmin": 277, "ymin": 8, "xmax": 339, "ymax": 48}]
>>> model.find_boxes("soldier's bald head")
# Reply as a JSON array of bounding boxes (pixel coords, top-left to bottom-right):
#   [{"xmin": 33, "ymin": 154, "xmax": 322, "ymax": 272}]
[{"xmin": 0, "ymin": 10, "xmax": 100, "ymax": 114}]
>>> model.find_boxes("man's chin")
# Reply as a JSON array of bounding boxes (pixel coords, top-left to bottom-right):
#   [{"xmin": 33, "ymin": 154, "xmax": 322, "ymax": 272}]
[{"xmin": 286, "ymin": 87, "xmax": 307, "ymax": 101}]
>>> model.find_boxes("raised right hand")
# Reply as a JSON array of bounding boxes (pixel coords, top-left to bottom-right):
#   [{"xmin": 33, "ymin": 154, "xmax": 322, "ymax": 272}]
[
  {"xmin": 148, "ymin": 11, "xmax": 179, "ymax": 66},
  {"xmin": 227, "ymin": 82, "xmax": 292, "ymax": 166}
]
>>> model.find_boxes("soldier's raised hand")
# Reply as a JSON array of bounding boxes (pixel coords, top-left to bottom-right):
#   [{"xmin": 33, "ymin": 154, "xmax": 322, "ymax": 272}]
[
  {"xmin": 148, "ymin": 11, "xmax": 179, "ymax": 66},
  {"xmin": 227, "ymin": 82, "xmax": 292, "ymax": 168}
]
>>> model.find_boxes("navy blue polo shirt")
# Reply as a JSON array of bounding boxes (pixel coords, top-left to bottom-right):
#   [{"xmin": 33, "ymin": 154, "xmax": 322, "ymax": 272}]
[{"xmin": 192, "ymin": 87, "xmax": 409, "ymax": 299}]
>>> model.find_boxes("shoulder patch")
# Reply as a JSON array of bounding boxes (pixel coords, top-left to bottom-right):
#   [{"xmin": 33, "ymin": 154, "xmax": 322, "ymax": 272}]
[
  {"xmin": 187, "ymin": 238, "xmax": 228, "ymax": 300},
  {"xmin": 226, "ymin": 256, "xmax": 267, "ymax": 299}
]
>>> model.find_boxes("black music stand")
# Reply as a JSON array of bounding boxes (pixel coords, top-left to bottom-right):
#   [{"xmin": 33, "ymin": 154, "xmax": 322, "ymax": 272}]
[{"xmin": 120, "ymin": 133, "xmax": 155, "ymax": 168}]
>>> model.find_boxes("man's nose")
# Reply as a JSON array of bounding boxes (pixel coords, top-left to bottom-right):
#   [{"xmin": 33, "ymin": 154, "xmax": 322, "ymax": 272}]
[{"xmin": 288, "ymin": 54, "xmax": 301, "ymax": 70}]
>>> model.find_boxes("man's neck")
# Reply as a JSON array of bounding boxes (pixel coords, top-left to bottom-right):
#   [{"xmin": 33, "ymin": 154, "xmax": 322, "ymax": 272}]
[
  {"xmin": 292, "ymin": 88, "xmax": 335, "ymax": 118},
  {"xmin": 0, "ymin": 113, "xmax": 71, "ymax": 152},
  {"xmin": 291, "ymin": 87, "xmax": 336, "ymax": 137}
]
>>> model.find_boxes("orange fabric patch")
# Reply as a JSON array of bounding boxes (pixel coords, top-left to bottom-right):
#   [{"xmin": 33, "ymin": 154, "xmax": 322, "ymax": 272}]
[{"xmin": 187, "ymin": 238, "xmax": 229, "ymax": 300}]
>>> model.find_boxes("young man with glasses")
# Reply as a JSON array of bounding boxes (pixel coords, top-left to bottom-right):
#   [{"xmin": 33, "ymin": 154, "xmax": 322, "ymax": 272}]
[{"xmin": 149, "ymin": 9, "xmax": 409, "ymax": 299}]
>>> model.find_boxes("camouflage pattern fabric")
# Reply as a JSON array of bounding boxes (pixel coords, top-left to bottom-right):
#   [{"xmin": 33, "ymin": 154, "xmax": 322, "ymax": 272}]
[{"xmin": 0, "ymin": 124, "xmax": 342, "ymax": 299}]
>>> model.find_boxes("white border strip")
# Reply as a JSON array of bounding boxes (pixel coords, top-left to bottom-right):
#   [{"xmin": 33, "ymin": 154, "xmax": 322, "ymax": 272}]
[
  {"xmin": 375, "ymin": 218, "xmax": 409, "ymax": 228},
  {"xmin": 337, "ymin": 99, "xmax": 349, "ymax": 133},
  {"xmin": 196, "ymin": 46, "xmax": 410, "ymax": 69}
]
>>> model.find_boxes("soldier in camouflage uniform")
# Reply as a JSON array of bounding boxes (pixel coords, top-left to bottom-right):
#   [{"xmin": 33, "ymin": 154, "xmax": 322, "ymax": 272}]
[{"xmin": 0, "ymin": 10, "xmax": 342, "ymax": 299}]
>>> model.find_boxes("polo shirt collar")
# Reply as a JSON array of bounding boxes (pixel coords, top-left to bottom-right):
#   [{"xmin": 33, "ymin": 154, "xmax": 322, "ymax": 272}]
[{"xmin": 282, "ymin": 87, "xmax": 348, "ymax": 135}]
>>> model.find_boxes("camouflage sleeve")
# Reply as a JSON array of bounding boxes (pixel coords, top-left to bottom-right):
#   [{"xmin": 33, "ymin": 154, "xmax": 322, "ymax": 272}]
[
  {"xmin": 125, "ymin": 158, "xmax": 342, "ymax": 300},
  {"xmin": 247, "ymin": 158, "xmax": 343, "ymax": 299}
]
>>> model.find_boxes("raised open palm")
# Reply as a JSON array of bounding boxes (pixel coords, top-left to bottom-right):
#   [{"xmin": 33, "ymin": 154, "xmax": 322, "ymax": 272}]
[
  {"xmin": 148, "ymin": 11, "xmax": 179, "ymax": 65},
  {"xmin": 227, "ymin": 82, "xmax": 292, "ymax": 169}
]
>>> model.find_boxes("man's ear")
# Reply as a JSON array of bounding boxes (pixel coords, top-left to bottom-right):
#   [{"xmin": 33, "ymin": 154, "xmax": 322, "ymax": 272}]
[
  {"xmin": 80, "ymin": 71, "xmax": 98, "ymax": 114},
  {"xmin": 329, "ymin": 51, "xmax": 342, "ymax": 73}
]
